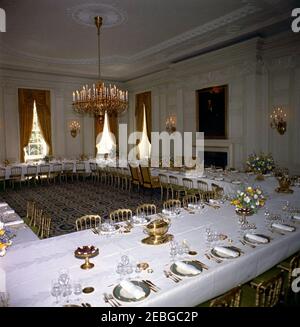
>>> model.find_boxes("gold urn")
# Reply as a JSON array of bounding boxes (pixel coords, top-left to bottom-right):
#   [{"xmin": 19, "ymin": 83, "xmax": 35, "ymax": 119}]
[
  {"xmin": 142, "ymin": 218, "xmax": 173, "ymax": 245},
  {"xmin": 276, "ymin": 176, "xmax": 293, "ymax": 194}
]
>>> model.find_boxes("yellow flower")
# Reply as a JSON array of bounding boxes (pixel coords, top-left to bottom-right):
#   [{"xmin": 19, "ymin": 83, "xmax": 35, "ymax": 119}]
[
  {"xmin": 0, "ymin": 229, "xmax": 5, "ymax": 236},
  {"xmin": 0, "ymin": 243, "xmax": 7, "ymax": 250}
]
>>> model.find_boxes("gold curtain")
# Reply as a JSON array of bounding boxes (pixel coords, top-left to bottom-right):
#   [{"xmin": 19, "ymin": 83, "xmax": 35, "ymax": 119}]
[
  {"xmin": 135, "ymin": 91, "xmax": 151, "ymax": 141},
  {"xmin": 18, "ymin": 89, "xmax": 34, "ymax": 162},
  {"xmin": 34, "ymin": 90, "xmax": 53, "ymax": 156},
  {"xmin": 94, "ymin": 114, "xmax": 118, "ymax": 155}
]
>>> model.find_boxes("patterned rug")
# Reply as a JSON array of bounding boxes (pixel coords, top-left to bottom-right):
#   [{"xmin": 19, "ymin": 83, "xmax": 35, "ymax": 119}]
[{"xmin": 0, "ymin": 180, "xmax": 162, "ymax": 237}]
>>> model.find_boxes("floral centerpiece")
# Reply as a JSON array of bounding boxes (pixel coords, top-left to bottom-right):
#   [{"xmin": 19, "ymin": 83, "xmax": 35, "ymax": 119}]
[
  {"xmin": 43, "ymin": 155, "xmax": 53, "ymax": 163},
  {"xmin": 0, "ymin": 222, "xmax": 15, "ymax": 257},
  {"xmin": 246, "ymin": 153, "xmax": 275, "ymax": 175},
  {"xmin": 231, "ymin": 186, "xmax": 265, "ymax": 216}
]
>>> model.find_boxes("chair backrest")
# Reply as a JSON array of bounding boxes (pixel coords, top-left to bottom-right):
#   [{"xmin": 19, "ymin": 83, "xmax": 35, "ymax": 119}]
[
  {"xmin": 182, "ymin": 195, "xmax": 198, "ymax": 207},
  {"xmin": 158, "ymin": 174, "xmax": 168, "ymax": 185},
  {"xmin": 39, "ymin": 165, "xmax": 50, "ymax": 173},
  {"xmin": 89, "ymin": 162, "xmax": 97, "ymax": 172},
  {"xmin": 139, "ymin": 166, "xmax": 152, "ymax": 185},
  {"xmin": 182, "ymin": 178, "xmax": 193, "ymax": 189},
  {"xmin": 211, "ymin": 183, "xmax": 224, "ymax": 199},
  {"xmin": 169, "ymin": 175, "xmax": 179, "ymax": 186},
  {"xmin": 27, "ymin": 165, "xmax": 37, "ymax": 175},
  {"xmin": 129, "ymin": 165, "xmax": 141, "ymax": 183},
  {"xmin": 76, "ymin": 162, "xmax": 85, "ymax": 171},
  {"xmin": 40, "ymin": 214, "xmax": 51, "ymax": 239},
  {"xmin": 64, "ymin": 162, "xmax": 74, "ymax": 171},
  {"xmin": 209, "ymin": 286, "xmax": 241, "ymax": 307},
  {"xmin": 109, "ymin": 209, "xmax": 132, "ymax": 223},
  {"xmin": 163, "ymin": 199, "xmax": 181, "ymax": 209},
  {"xmin": 11, "ymin": 166, "xmax": 22, "ymax": 177},
  {"xmin": 52, "ymin": 163, "xmax": 62, "ymax": 172},
  {"xmin": 254, "ymin": 271, "xmax": 283, "ymax": 307},
  {"xmin": 32, "ymin": 207, "xmax": 43, "ymax": 228},
  {"xmin": 136, "ymin": 204, "xmax": 157, "ymax": 216},
  {"xmin": 0, "ymin": 168, "xmax": 5, "ymax": 179},
  {"xmin": 26, "ymin": 200, "xmax": 36, "ymax": 220},
  {"xmin": 197, "ymin": 180, "xmax": 208, "ymax": 192},
  {"xmin": 75, "ymin": 215, "xmax": 101, "ymax": 231}
]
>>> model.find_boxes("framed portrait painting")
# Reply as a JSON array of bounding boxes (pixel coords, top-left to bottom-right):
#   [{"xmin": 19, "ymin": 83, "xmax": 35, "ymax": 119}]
[{"xmin": 197, "ymin": 85, "xmax": 228, "ymax": 139}]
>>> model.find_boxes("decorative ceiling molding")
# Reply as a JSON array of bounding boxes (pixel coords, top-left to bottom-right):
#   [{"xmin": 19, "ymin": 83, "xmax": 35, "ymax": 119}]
[
  {"xmin": 0, "ymin": 3, "xmax": 261, "ymax": 67},
  {"xmin": 66, "ymin": 2, "xmax": 128, "ymax": 29}
]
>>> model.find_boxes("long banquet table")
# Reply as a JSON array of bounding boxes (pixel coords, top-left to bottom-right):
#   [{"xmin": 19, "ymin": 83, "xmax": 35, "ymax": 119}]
[{"xmin": 1, "ymin": 183, "xmax": 300, "ymax": 307}]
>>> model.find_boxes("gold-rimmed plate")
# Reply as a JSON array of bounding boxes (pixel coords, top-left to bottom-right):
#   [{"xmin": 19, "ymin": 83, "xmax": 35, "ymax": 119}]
[
  {"xmin": 113, "ymin": 281, "xmax": 150, "ymax": 302},
  {"xmin": 99, "ymin": 224, "xmax": 120, "ymax": 234},
  {"xmin": 211, "ymin": 246, "xmax": 241, "ymax": 259},
  {"xmin": 170, "ymin": 260, "xmax": 202, "ymax": 277},
  {"xmin": 244, "ymin": 233, "xmax": 270, "ymax": 245}
]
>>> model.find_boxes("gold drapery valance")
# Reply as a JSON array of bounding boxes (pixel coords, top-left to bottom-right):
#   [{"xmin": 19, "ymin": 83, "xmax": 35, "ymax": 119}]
[{"xmin": 135, "ymin": 91, "xmax": 151, "ymax": 141}]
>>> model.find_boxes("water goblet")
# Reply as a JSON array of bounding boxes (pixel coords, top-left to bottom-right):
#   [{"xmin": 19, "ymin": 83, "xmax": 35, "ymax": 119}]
[
  {"xmin": 58, "ymin": 269, "xmax": 70, "ymax": 287},
  {"xmin": 63, "ymin": 284, "xmax": 72, "ymax": 304},
  {"xmin": 73, "ymin": 281, "xmax": 82, "ymax": 302},
  {"xmin": 51, "ymin": 280, "xmax": 62, "ymax": 305}
]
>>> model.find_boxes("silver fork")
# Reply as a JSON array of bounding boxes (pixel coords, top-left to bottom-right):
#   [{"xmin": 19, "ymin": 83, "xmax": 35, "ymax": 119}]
[
  {"xmin": 207, "ymin": 253, "xmax": 222, "ymax": 263},
  {"xmin": 164, "ymin": 270, "xmax": 181, "ymax": 283},
  {"xmin": 240, "ymin": 239, "xmax": 256, "ymax": 248},
  {"xmin": 103, "ymin": 293, "xmax": 116, "ymax": 307},
  {"xmin": 106, "ymin": 293, "xmax": 121, "ymax": 307}
]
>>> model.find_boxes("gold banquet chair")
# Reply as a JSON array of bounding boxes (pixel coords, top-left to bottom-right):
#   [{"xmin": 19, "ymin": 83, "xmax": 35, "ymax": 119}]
[
  {"xmin": 109, "ymin": 209, "xmax": 132, "ymax": 224},
  {"xmin": 199, "ymin": 286, "xmax": 241, "ymax": 307},
  {"xmin": 163, "ymin": 199, "xmax": 181, "ymax": 210},
  {"xmin": 182, "ymin": 195, "xmax": 198, "ymax": 208},
  {"xmin": 277, "ymin": 252, "xmax": 300, "ymax": 301},
  {"xmin": 38, "ymin": 165, "xmax": 50, "ymax": 184},
  {"xmin": 0, "ymin": 167, "xmax": 6, "ymax": 191},
  {"xmin": 50, "ymin": 163, "xmax": 62, "ymax": 183},
  {"xmin": 139, "ymin": 165, "xmax": 160, "ymax": 192},
  {"xmin": 26, "ymin": 200, "xmax": 36, "ymax": 222},
  {"xmin": 182, "ymin": 178, "xmax": 198, "ymax": 196},
  {"xmin": 211, "ymin": 183, "xmax": 224, "ymax": 200},
  {"xmin": 129, "ymin": 164, "xmax": 142, "ymax": 191},
  {"xmin": 158, "ymin": 174, "xmax": 172, "ymax": 201},
  {"xmin": 76, "ymin": 215, "xmax": 102, "ymax": 231},
  {"xmin": 62, "ymin": 162, "xmax": 74, "ymax": 182},
  {"xmin": 169, "ymin": 176, "xmax": 186, "ymax": 200},
  {"xmin": 9, "ymin": 166, "xmax": 22, "ymax": 189},
  {"xmin": 39, "ymin": 213, "xmax": 51, "ymax": 239},
  {"xmin": 136, "ymin": 204, "xmax": 157, "ymax": 216},
  {"xmin": 75, "ymin": 162, "xmax": 87, "ymax": 181},
  {"xmin": 24, "ymin": 165, "xmax": 38, "ymax": 186},
  {"xmin": 240, "ymin": 269, "xmax": 283, "ymax": 307}
]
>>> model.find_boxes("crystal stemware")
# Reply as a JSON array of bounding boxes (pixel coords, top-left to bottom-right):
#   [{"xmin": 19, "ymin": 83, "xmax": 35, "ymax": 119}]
[
  {"xmin": 73, "ymin": 281, "xmax": 82, "ymax": 302},
  {"xmin": 51, "ymin": 280, "xmax": 62, "ymax": 305}
]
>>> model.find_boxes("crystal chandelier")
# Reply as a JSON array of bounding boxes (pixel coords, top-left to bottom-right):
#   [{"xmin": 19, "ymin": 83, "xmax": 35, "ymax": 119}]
[{"xmin": 72, "ymin": 16, "xmax": 128, "ymax": 118}]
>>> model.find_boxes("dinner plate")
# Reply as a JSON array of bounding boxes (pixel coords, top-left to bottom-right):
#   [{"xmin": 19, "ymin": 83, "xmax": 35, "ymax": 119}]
[
  {"xmin": 231, "ymin": 180, "xmax": 241, "ymax": 185},
  {"xmin": 113, "ymin": 281, "xmax": 150, "ymax": 302},
  {"xmin": 170, "ymin": 260, "xmax": 202, "ymax": 277},
  {"xmin": 99, "ymin": 224, "xmax": 120, "ymax": 234},
  {"xmin": 211, "ymin": 246, "xmax": 241, "ymax": 259},
  {"xmin": 132, "ymin": 216, "xmax": 151, "ymax": 226},
  {"xmin": 243, "ymin": 233, "xmax": 270, "ymax": 244}
]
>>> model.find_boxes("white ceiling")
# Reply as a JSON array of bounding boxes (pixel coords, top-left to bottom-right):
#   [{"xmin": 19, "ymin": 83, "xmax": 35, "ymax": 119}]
[{"xmin": 0, "ymin": 0, "xmax": 297, "ymax": 81}]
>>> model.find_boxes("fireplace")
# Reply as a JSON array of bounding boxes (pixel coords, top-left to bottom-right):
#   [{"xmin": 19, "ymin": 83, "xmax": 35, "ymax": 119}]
[{"xmin": 204, "ymin": 151, "xmax": 228, "ymax": 169}]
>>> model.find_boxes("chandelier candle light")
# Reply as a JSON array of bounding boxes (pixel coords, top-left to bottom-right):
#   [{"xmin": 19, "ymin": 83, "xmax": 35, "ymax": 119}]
[{"xmin": 72, "ymin": 16, "xmax": 128, "ymax": 118}]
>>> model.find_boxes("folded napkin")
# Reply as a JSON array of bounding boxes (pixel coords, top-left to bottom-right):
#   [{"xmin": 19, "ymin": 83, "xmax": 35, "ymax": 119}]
[
  {"xmin": 0, "ymin": 203, "xmax": 7, "ymax": 208},
  {"xmin": 214, "ymin": 246, "xmax": 239, "ymax": 258},
  {"xmin": 3, "ymin": 210, "xmax": 15, "ymax": 215},
  {"xmin": 214, "ymin": 177, "xmax": 224, "ymax": 181},
  {"xmin": 119, "ymin": 280, "xmax": 145, "ymax": 299},
  {"xmin": 209, "ymin": 199, "xmax": 220, "ymax": 206},
  {"xmin": 293, "ymin": 215, "xmax": 300, "ymax": 220},
  {"xmin": 272, "ymin": 223, "xmax": 295, "ymax": 232},
  {"xmin": 175, "ymin": 261, "xmax": 200, "ymax": 275},
  {"xmin": 232, "ymin": 180, "xmax": 241, "ymax": 185},
  {"xmin": 245, "ymin": 233, "xmax": 268, "ymax": 244},
  {"xmin": 4, "ymin": 219, "xmax": 23, "ymax": 227}
]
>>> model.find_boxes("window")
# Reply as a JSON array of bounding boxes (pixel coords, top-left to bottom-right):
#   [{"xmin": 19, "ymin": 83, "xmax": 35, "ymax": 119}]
[{"xmin": 25, "ymin": 101, "xmax": 48, "ymax": 161}]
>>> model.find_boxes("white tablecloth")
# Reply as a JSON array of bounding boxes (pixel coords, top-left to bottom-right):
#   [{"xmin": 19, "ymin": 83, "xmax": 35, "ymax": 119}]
[
  {"xmin": 2, "ymin": 161, "xmax": 95, "ymax": 180},
  {"xmin": 1, "ymin": 184, "xmax": 300, "ymax": 307}
]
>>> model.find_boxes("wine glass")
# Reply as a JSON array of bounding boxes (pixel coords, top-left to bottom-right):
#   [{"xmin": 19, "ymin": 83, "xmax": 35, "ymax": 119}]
[
  {"xmin": 116, "ymin": 263, "xmax": 124, "ymax": 282},
  {"xmin": 58, "ymin": 269, "xmax": 70, "ymax": 287},
  {"xmin": 63, "ymin": 284, "xmax": 72, "ymax": 304},
  {"xmin": 135, "ymin": 262, "xmax": 142, "ymax": 280},
  {"xmin": 51, "ymin": 280, "xmax": 62, "ymax": 305},
  {"xmin": 73, "ymin": 281, "xmax": 82, "ymax": 303}
]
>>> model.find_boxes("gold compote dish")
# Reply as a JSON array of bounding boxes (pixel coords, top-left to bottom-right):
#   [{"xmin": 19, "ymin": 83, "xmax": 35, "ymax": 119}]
[
  {"xmin": 142, "ymin": 218, "xmax": 173, "ymax": 245},
  {"xmin": 74, "ymin": 245, "xmax": 99, "ymax": 270},
  {"xmin": 275, "ymin": 176, "xmax": 294, "ymax": 194}
]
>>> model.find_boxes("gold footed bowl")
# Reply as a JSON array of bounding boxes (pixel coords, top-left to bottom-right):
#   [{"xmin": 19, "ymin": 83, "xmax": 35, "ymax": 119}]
[
  {"xmin": 74, "ymin": 246, "xmax": 99, "ymax": 270},
  {"xmin": 235, "ymin": 208, "xmax": 254, "ymax": 217},
  {"xmin": 275, "ymin": 187, "xmax": 293, "ymax": 194},
  {"xmin": 142, "ymin": 234, "xmax": 174, "ymax": 245}
]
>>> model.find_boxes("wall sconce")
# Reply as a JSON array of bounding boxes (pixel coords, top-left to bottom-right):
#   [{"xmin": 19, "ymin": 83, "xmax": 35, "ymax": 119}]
[
  {"xmin": 270, "ymin": 107, "xmax": 287, "ymax": 135},
  {"xmin": 69, "ymin": 120, "xmax": 80, "ymax": 138},
  {"xmin": 166, "ymin": 114, "xmax": 177, "ymax": 133}
]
